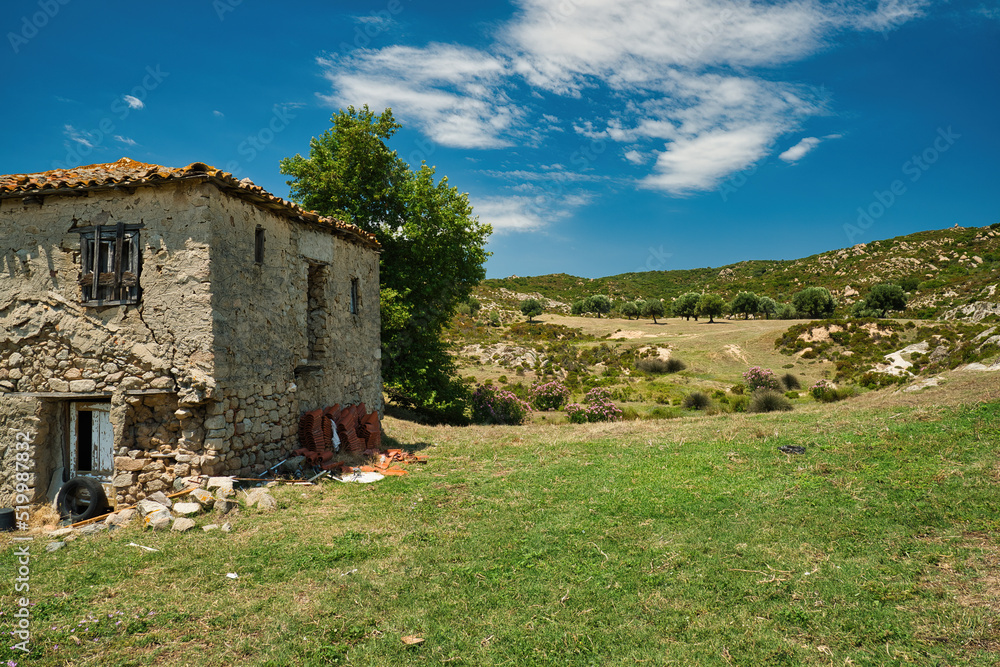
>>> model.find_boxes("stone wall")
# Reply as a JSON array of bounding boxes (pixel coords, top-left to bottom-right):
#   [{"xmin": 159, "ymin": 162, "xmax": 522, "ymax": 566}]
[
  {"xmin": 0, "ymin": 178, "xmax": 382, "ymax": 503},
  {"xmin": 0, "ymin": 183, "xmax": 216, "ymax": 501},
  {"xmin": 0, "ymin": 395, "xmax": 58, "ymax": 506},
  {"xmin": 203, "ymin": 187, "xmax": 382, "ymax": 477}
]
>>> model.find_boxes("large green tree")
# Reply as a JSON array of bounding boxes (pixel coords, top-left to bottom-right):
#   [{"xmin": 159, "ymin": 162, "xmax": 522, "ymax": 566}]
[
  {"xmin": 758, "ymin": 296, "xmax": 778, "ymax": 320},
  {"xmin": 642, "ymin": 299, "xmax": 666, "ymax": 324},
  {"xmin": 619, "ymin": 301, "xmax": 639, "ymax": 320},
  {"xmin": 280, "ymin": 106, "xmax": 491, "ymax": 422},
  {"xmin": 586, "ymin": 295, "xmax": 612, "ymax": 318},
  {"xmin": 792, "ymin": 286, "xmax": 837, "ymax": 319},
  {"xmin": 520, "ymin": 298, "xmax": 543, "ymax": 322},
  {"xmin": 864, "ymin": 283, "xmax": 907, "ymax": 317},
  {"xmin": 730, "ymin": 291, "xmax": 760, "ymax": 319},
  {"xmin": 697, "ymin": 293, "xmax": 726, "ymax": 323},
  {"xmin": 673, "ymin": 292, "xmax": 701, "ymax": 321}
]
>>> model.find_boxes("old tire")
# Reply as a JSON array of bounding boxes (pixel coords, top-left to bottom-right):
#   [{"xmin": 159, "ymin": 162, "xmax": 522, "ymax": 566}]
[{"xmin": 56, "ymin": 478, "xmax": 108, "ymax": 522}]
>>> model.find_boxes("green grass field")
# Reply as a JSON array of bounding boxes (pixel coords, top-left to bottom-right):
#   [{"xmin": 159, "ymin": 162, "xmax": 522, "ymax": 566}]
[{"xmin": 3, "ymin": 379, "xmax": 999, "ymax": 666}]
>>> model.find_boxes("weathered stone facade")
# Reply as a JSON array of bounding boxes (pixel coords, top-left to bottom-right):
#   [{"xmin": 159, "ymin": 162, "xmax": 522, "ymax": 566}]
[{"xmin": 0, "ymin": 159, "xmax": 381, "ymax": 507}]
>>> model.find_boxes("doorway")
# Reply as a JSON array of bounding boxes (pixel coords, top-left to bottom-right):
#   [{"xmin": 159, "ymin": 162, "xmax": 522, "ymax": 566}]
[{"xmin": 70, "ymin": 401, "xmax": 113, "ymax": 478}]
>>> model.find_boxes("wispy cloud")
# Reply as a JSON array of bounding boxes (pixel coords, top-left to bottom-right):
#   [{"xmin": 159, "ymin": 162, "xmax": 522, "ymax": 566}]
[
  {"xmin": 473, "ymin": 196, "xmax": 548, "ymax": 232},
  {"xmin": 63, "ymin": 124, "xmax": 95, "ymax": 149},
  {"xmin": 779, "ymin": 136, "xmax": 822, "ymax": 163},
  {"xmin": 213, "ymin": 110, "xmax": 225, "ymax": 118},
  {"xmin": 779, "ymin": 133, "xmax": 843, "ymax": 163},
  {"xmin": 317, "ymin": 44, "xmax": 520, "ymax": 149},
  {"xmin": 318, "ymin": 0, "xmax": 925, "ymax": 204},
  {"xmin": 623, "ymin": 150, "xmax": 646, "ymax": 165},
  {"xmin": 114, "ymin": 135, "xmax": 137, "ymax": 147},
  {"xmin": 122, "ymin": 95, "xmax": 144, "ymax": 110}
]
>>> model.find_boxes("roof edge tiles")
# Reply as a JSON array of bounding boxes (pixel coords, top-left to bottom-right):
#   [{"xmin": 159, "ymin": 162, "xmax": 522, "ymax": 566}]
[{"xmin": 0, "ymin": 157, "xmax": 379, "ymax": 250}]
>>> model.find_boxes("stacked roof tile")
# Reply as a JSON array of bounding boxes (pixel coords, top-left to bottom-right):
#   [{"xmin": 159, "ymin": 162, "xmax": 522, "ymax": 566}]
[{"xmin": 0, "ymin": 157, "xmax": 379, "ymax": 250}]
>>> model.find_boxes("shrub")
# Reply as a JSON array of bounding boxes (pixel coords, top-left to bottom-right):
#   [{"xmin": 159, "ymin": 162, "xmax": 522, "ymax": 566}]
[
  {"xmin": 683, "ymin": 391, "xmax": 710, "ymax": 410},
  {"xmin": 565, "ymin": 387, "xmax": 623, "ymax": 423},
  {"xmin": 728, "ymin": 395, "xmax": 749, "ymax": 413},
  {"xmin": 809, "ymin": 379, "xmax": 858, "ymax": 403},
  {"xmin": 471, "ymin": 384, "xmax": 532, "ymax": 425},
  {"xmin": 780, "ymin": 373, "xmax": 801, "ymax": 390},
  {"xmin": 785, "ymin": 391, "xmax": 799, "ymax": 399},
  {"xmin": 530, "ymin": 380, "xmax": 570, "ymax": 411},
  {"xmin": 743, "ymin": 366, "xmax": 780, "ymax": 391},
  {"xmin": 749, "ymin": 389, "xmax": 793, "ymax": 413},
  {"xmin": 730, "ymin": 383, "xmax": 746, "ymax": 395},
  {"xmin": 647, "ymin": 406, "xmax": 681, "ymax": 420},
  {"xmin": 636, "ymin": 358, "xmax": 670, "ymax": 374},
  {"xmin": 665, "ymin": 358, "xmax": 686, "ymax": 373}
]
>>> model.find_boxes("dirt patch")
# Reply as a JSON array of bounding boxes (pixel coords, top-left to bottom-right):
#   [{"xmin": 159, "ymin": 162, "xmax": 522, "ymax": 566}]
[
  {"xmin": 798, "ymin": 324, "xmax": 843, "ymax": 343},
  {"xmin": 637, "ymin": 345, "xmax": 672, "ymax": 360},
  {"xmin": 722, "ymin": 344, "xmax": 748, "ymax": 364},
  {"xmin": 613, "ymin": 330, "xmax": 657, "ymax": 339}
]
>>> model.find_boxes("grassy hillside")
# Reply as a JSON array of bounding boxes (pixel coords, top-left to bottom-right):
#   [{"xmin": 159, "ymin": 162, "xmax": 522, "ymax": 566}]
[
  {"xmin": 481, "ymin": 224, "xmax": 1000, "ymax": 319},
  {"xmin": 4, "ymin": 384, "xmax": 999, "ymax": 666}
]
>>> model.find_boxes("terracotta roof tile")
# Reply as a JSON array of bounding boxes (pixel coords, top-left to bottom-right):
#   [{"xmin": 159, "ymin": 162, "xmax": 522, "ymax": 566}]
[{"xmin": 0, "ymin": 157, "xmax": 379, "ymax": 250}]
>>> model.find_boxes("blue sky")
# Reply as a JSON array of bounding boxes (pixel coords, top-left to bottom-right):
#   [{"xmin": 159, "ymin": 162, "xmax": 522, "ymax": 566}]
[{"xmin": 2, "ymin": 0, "xmax": 997, "ymax": 278}]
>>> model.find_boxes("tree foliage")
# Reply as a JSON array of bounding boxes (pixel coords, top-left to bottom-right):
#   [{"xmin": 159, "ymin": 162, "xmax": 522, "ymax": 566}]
[
  {"xmin": 730, "ymin": 291, "xmax": 759, "ymax": 319},
  {"xmin": 696, "ymin": 293, "xmax": 726, "ymax": 323},
  {"xmin": 585, "ymin": 295, "xmax": 612, "ymax": 318},
  {"xmin": 520, "ymin": 298, "xmax": 544, "ymax": 322},
  {"xmin": 758, "ymin": 296, "xmax": 778, "ymax": 319},
  {"xmin": 673, "ymin": 292, "xmax": 701, "ymax": 320},
  {"xmin": 280, "ymin": 106, "xmax": 491, "ymax": 422},
  {"xmin": 792, "ymin": 286, "xmax": 837, "ymax": 319},
  {"xmin": 642, "ymin": 299, "xmax": 666, "ymax": 323},
  {"xmin": 864, "ymin": 283, "xmax": 907, "ymax": 317},
  {"xmin": 619, "ymin": 301, "xmax": 639, "ymax": 320}
]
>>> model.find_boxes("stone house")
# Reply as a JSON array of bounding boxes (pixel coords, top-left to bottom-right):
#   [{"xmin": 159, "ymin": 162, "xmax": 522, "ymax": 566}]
[{"xmin": 0, "ymin": 158, "xmax": 381, "ymax": 508}]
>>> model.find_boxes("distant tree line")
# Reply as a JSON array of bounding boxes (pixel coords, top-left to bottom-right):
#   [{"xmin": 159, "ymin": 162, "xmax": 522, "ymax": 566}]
[{"xmin": 520, "ymin": 282, "xmax": 909, "ymax": 323}]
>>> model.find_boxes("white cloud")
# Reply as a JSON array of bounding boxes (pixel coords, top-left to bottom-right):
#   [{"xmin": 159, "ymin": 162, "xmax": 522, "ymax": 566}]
[
  {"xmin": 213, "ymin": 110, "xmax": 225, "ymax": 118},
  {"xmin": 318, "ymin": 0, "xmax": 923, "ymax": 200},
  {"xmin": 114, "ymin": 135, "xmax": 137, "ymax": 147},
  {"xmin": 122, "ymin": 95, "xmax": 144, "ymax": 110},
  {"xmin": 779, "ymin": 133, "xmax": 844, "ymax": 163},
  {"xmin": 623, "ymin": 150, "xmax": 646, "ymax": 165},
  {"xmin": 640, "ymin": 125, "xmax": 777, "ymax": 194},
  {"xmin": 63, "ymin": 124, "xmax": 95, "ymax": 149},
  {"xmin": 779, "ymin": 136, "xmax": 821, "ymax": 163},
  {"xmin": 851, "ymin": 0, "xmax": 928, "ymax": 32},
  {"xmin": 473, "ymin": 196, "xmax": 549, "ymax": 232},
  {"xmin": 317, "ymin": 44, "xmax": 520, "ymax": 149}
]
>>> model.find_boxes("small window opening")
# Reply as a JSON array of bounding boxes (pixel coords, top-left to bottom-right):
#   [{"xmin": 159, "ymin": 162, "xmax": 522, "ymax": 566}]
[
  {"xmin": 255, "ymin": 226, "xmax": 265, "ymax": 264},
  {"xmin": 307, "ymin": 264, "xmax": 328, "ymax": 361},
  {"xmin": 78, "ymin": 222, "xmax": 141, "ymax": 305},
  {"xmin": 77, "ymin": 410, "xmax": 93, "ymax": 471},
  {"xmin": 350, "ymin": 278, "xmax": 359, "ymax": 314}
]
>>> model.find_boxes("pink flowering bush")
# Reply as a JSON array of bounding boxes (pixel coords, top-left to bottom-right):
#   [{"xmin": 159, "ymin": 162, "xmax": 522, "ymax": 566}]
[
  {"xmin": 472, "ymin": 383, "xmax": 532, "ymax": 425},
  {"xmin": 743, "ymin": 366, "xmax": 780, "ymax": 392},
  {"xmin": 566, "ymin": 387, "xmax": 623, "ymax": 423},
  {"xmin": 530, "ymin": 380, "xmax": 570, "ymax": 411}
]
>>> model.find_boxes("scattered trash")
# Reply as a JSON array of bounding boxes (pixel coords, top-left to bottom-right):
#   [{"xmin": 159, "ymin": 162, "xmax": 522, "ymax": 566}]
[
  {"xmin": 226, "ymin": 573, "xmax": 239, "ymax": 580},
  {"xmin": 778, "ymin": 445, "xmax": 806, "ymax": 455},
  {"xmin": 127, "ymin": 543, "xmax": 160, "ymax": 552},
  {"xmin": 340, "ymin": 568, "xmax": 358, "ymax": 577},
  {"xmin": 335, "ymin": 471, "xmax": 385, "ymax": 484},
  {"xmin": 401, "ymin": 636, "xmax": 425, "ymax": 646}
]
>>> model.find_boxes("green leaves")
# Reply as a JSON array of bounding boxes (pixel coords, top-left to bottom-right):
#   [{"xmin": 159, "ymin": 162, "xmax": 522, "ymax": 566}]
[{"xmin": 281, "ymin": 106, "xmax": 491, "ymax": 421}]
